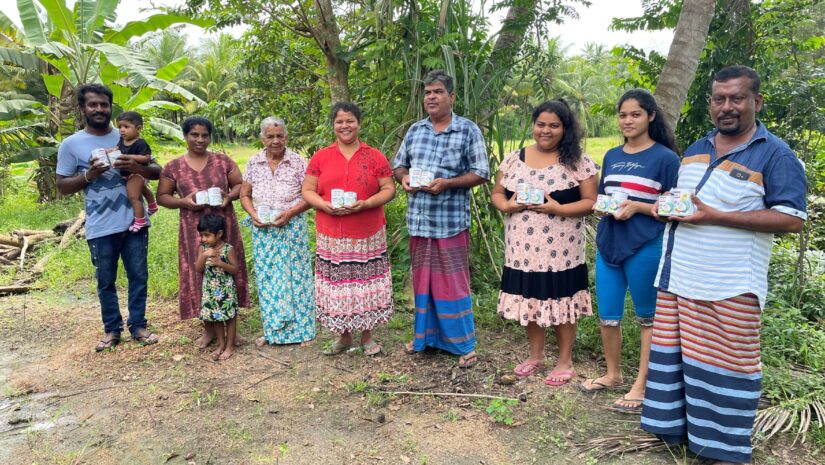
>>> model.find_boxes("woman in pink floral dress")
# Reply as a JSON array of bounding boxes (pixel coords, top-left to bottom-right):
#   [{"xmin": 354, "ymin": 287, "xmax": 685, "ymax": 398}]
[{"xmin": 491, "ymin": 100, "xmax": 598, "ymax": 386}]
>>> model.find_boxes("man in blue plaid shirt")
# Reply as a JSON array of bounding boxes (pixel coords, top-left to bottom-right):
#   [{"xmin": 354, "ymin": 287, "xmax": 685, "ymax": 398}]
[{"xmin": 393, "ymin": 70, "xmax": 490, "ymax": 368}]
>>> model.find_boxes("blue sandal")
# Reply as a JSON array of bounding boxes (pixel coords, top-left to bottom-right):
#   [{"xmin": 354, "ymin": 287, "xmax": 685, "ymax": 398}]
[
  {"xmin": 362, "ymin": 341, "xmax": 383, "ymax": 356},
  {"xmin": 323, "ymin": 340, "xmax": 351, "ymax": 356}
]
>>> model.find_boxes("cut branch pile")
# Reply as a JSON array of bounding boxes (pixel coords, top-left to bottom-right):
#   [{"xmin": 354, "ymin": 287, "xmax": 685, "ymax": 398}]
[
  {"xmin": 579, "ymin": 432, "xmax": 670, "ymax": 459},
  {"xmin": 0, "ymin": 211, "xmax": 85, "ymax": 296}
]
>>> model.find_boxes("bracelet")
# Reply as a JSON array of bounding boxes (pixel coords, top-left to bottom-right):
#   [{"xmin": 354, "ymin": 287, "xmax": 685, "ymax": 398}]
[{"xmin": 83, "ymin": 170, "xmax": 91, "ymax": 183}]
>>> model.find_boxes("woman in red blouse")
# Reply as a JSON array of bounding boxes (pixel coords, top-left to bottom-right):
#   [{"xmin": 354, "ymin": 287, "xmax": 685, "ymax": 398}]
[{"xmin": 302, "ymin": 102, "xmax": 396, "ymax": 356}]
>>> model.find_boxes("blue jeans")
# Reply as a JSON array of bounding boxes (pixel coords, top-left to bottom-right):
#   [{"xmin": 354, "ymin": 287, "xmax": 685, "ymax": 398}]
[
  {"xmin": 88, "ymin": 228, "xmax": 149, "ymax": 336},
  {"xmin": 595, "ymin": 235, "xmax": 663, "ymax": 326}
]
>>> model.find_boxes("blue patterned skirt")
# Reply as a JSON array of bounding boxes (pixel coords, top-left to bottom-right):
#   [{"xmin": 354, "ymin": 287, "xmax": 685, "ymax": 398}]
[{"xmin": 251, "ymin": 213, "xmax": 315, "ymax": 344}]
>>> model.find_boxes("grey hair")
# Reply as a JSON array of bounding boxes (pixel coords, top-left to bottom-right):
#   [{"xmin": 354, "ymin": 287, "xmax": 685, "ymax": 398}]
[
  {"xmin": 260, "ymin": 117, "xmax": 288, "ymax": 137},
  {"xmin": 423, "ymin": 69, "xmax": 454, "ymax": 94}
]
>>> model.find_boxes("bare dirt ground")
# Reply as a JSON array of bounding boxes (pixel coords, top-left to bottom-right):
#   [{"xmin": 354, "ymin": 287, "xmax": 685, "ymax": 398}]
[{"xmin": 0, "ymin": 286, "xmax": 820, "ymax": 465}]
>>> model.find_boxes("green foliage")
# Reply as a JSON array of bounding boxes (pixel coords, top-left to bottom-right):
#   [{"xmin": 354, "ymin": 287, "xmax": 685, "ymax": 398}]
[{"xmin": 485, "ymin": 399, "xmax": 518, "ymax": 425}]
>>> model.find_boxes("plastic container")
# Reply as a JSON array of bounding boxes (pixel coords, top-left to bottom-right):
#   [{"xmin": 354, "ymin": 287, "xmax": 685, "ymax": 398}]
[
  {"xmin": 90, "ymin": 148, "xmax": 110, "ymax": 167},
  {"xmin": 195, "ymin": 191, "xmax": 209, "ymax": 205},
  {"xmin": 608, "ymin": 192, "xmax": 629, "ymax": 213},
  {"xmin": 657, "ymin": 194, "xmax": 675, "ymax": 216},
  {"xmin": 107, "ymin": 149, "xmax": 122, "ymax": 166},
  {"xmin": 256, "ymin": 205, "xmax": 271, "ymax": 223},
  {"xmin": 344, "ymin": 191, "xmax": 357, "ymax": 207},
  {"xmin": 594, "ymin": 194, "xmax": 611, "ymax": 212},
  {"xmin": 529, "ymin": 187, "xmax": 544, "ymax": 205},
  {"xmin": 331, "ymin": 189, "xmax": 345, "ymax": 208},
  {"xmin": 672, "ymin": 188, "xmax": 696, "ymax": 216},
  {"xmin": 516, "ymin": 182, "xmax": 531, "ymax": 204},
  {"xmin": 207, "ymin": 187, "xmax": 222, "ymax": 206}
]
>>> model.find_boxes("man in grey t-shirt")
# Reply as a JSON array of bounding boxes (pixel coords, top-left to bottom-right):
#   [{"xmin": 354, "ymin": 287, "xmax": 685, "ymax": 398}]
[{"xmin": 56, "ymin": 84, "xmax": 161, "ymax": 351}]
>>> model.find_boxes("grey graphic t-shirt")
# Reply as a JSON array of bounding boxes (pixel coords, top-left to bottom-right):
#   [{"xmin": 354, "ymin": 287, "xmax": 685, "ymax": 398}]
[{"xmin": 56, "ymin": 129, "xmax": 141, "ymax": 239}]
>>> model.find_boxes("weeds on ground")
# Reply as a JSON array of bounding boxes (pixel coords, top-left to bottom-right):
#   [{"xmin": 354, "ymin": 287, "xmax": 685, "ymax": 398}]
[{"xmin": 485, "ymin": 399, "xmax": 518, "ymax": 425}]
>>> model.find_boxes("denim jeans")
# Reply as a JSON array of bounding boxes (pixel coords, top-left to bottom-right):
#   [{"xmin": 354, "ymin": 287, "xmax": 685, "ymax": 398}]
[{"xmin": 87, "ymin": 228, "xmax": 149, "ymax": 336}]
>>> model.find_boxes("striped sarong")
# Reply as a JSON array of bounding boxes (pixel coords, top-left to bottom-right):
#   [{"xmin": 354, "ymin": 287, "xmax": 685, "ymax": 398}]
[
  {"xmin": 410, "ymin": 230, "xmax": 474, "ymax": 355},
  {"xmin": 641, "ymin": 291, "xmax": 762, "ymax": 463}
]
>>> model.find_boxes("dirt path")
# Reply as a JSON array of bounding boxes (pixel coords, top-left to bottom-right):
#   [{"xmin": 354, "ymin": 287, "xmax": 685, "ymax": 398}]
[{"xmin": 0, "ymin": 287, "xmax": 818, "ymax": 465}]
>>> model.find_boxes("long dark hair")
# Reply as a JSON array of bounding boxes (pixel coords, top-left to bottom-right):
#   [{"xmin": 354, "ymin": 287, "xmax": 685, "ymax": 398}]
[
  {"xmin": 531, "ymin": 99, "xmax": 583, "ymax": 168},
  {"xmin": 616, "ymin": 89, "xmax": 677, "ymax": 152}
]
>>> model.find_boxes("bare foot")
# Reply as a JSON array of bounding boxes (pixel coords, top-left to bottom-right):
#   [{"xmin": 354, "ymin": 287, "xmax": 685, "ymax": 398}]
[
  {"xmin": 234, "ymin": 335, "xmax": 249, "ymax": 347},
  {"xmin": 255, "ymin": 336, "xmax": 268, "ymax": 347},
  {"xmin": 196, "ymin": 332, "xmax": 215, "ymax": 350},
  {"xmin": 300, "ymin": 339, "xmax": 316, "ymax": 347},
  {"xmin": 210, "ymin": 347, "xmax": 223, "ymax": 361},
  {"xmin": 219, "ymin": 345, "xmax": 235, "ymax": 360}
]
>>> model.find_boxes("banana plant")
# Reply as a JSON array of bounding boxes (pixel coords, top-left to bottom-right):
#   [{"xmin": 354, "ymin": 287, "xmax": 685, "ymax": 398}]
[{"xmin": 0, "ymin": 0, "xmax": 209, "ymax": 200}]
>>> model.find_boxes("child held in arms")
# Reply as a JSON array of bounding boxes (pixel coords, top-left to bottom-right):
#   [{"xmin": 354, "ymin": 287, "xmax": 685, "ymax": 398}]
[
  {"xmin": 195, "ymin": 214, "xmax": 240, "ymax": 361},
  {"xmin": 116, "ymin": 111, "xmax": 158, "ymax": 232}
]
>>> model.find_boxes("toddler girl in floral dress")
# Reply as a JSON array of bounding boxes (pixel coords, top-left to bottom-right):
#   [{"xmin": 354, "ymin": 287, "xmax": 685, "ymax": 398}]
[{"xmin": 195, "ymin": 214, "xmax": 240, "ymax": 361}]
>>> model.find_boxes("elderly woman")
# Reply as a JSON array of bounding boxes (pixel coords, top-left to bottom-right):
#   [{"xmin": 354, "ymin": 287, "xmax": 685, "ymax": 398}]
[
  {"xmin": 240, "ymin": 117, "xmax": 315, "ymax": 346},
  {"xmin": 157, "ymin": 116, "xmax": 250, "ymax": 351},
  {"xmin": 302, "ymin": 102, "xmax": 395, "ymax": 356}
]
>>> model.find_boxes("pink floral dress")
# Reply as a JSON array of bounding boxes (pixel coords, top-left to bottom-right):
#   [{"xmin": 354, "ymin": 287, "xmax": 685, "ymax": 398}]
[{"xmin": 497, "ymin": 149, "xmax": 598, "ymax": 326}]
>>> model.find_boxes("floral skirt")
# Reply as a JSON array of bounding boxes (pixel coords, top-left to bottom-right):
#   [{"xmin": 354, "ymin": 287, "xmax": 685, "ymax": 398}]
[
  {"xmin": 252, "ymin": 213, "xmax": 315, "ymax": 344},
  {"xmin": 315, "ymin": 228, "xmax": 393, "ymax": 334}
]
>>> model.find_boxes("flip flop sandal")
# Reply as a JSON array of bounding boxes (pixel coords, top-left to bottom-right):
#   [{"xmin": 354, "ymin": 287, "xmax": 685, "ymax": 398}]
[
  {"xmin": 607, "ymin": 395, "xmax": 644, "ymax": 415},
  {"xmin": 362, "ymin": 341, "xmax": 383, "ymax": 356},
  {"xmin": 458, "ymin": 353, "xmax": 478, "ymax": 369},
  {"xmin": 402, "ymin": 342, "xmax": 416, "ymax": 355},
  {"xmin": 323, "ymin": 340, "xmax": 351, "ymax": 356},
  {"xmin": 133, "ymin": 331, "xmax": 159, "ymax": 347},
  {"xmin": 513, "ymin": 360, "xmax": 545, "ymax": 377},
  {"xmin": 544, "ymin": 369, "xmax": 576, "ymax": 386},
  {"xmin": 95, "ymin": 333, "xmax": 120, "ymax": 352},
  {"xmin": 578, "ymin": 378, "xmax": 622, "ymax": 393}
]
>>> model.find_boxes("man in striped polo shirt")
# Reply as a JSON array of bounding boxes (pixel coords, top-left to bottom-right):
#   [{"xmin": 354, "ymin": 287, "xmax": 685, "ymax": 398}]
[{"xmin": 640, "ymin": 65, "xmax": 807, "ymax": 464}]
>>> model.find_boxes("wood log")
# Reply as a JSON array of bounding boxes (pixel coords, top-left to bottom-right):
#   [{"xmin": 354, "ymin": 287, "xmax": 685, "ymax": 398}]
[
  {"xmin": 4, "ymin": 248, "xmax": 21, "ymax": 260},
  {"xmin": 59, "ymin": 211, "xmax": 85, "ymax": 249},
  {"xmin": 0, "ymin": 285, "xmax": 31, "ymax": 295},
  {"xmin": 18, "ymin": 235, "xmax": 29, "ymax": 270},
  {"xmin": 13, "ymin": 229, "xmax": 55, "ymax": 237},
  {"xmin": 0, "ymin": 235, "xmax": 22, "ymax": 248},
  {"xmin": 32, "ymin": 212, "xmax": 86, "ymax": 274},
  {"xmin": 23, "ymin": 233, "xmax": 56, "ymax": 245},
  {"xmin": 0, "ymin": 256, "xmax": 13, "ymax": 265}
]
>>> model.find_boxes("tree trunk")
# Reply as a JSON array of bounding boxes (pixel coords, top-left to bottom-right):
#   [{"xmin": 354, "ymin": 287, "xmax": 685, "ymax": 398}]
[
  {"xmin": 654, "ymin": 0, "xmax": 717, "ymax": 130},
  {"xmin": 489, "ymin": 0, "xmax": 538, "ymax": 73},
  {"xmin": 478, "ymin": 0, "xmax": 538, "ymax": 123},
  {"xmin": 313, "ymin": 0, "xmax": 350, "ymax": 103}
]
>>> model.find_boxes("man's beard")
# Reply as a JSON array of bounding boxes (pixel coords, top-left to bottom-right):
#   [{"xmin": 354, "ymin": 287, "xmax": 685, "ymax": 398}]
[{"xmin": 85, "ymin": 113, "xmax": 111, "ymax": 130}]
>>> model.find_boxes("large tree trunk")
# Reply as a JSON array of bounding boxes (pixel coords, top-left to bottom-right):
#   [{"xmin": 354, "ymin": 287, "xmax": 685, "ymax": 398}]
[
  {"xmin": 654, "ymin": 0, "xmax": 717, "ymax": 130},
  {"xmin": 463, "ymin": 0, "xmax": 538, "ymax": 126},
  {"xmin": 489, "ymin": 0, "xmax": 537, "ymax": 73},
  {"xmin": 313, "ymin": 0, "xmax": 350, "ymax": 103}
]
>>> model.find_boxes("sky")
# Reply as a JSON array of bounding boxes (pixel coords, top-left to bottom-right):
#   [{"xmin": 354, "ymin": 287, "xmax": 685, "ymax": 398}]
[{"xmin": 2, "ymin": 0, "xmax": 674, "ymax": 55}]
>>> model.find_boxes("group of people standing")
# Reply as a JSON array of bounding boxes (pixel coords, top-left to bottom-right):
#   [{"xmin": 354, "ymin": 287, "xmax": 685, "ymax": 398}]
[{"xmin": 56, "ymin": 65, "xmax": 807, "ymax": 465}]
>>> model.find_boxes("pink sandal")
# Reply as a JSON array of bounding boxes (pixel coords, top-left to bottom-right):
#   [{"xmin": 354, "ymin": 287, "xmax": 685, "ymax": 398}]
[
  {"xmin": 513, "ymin": 359, "xmax": 545, "ymax": 377},
  {"xmin": 544, "ymin": 369, "xmax": 576, "ymax": 386}
]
